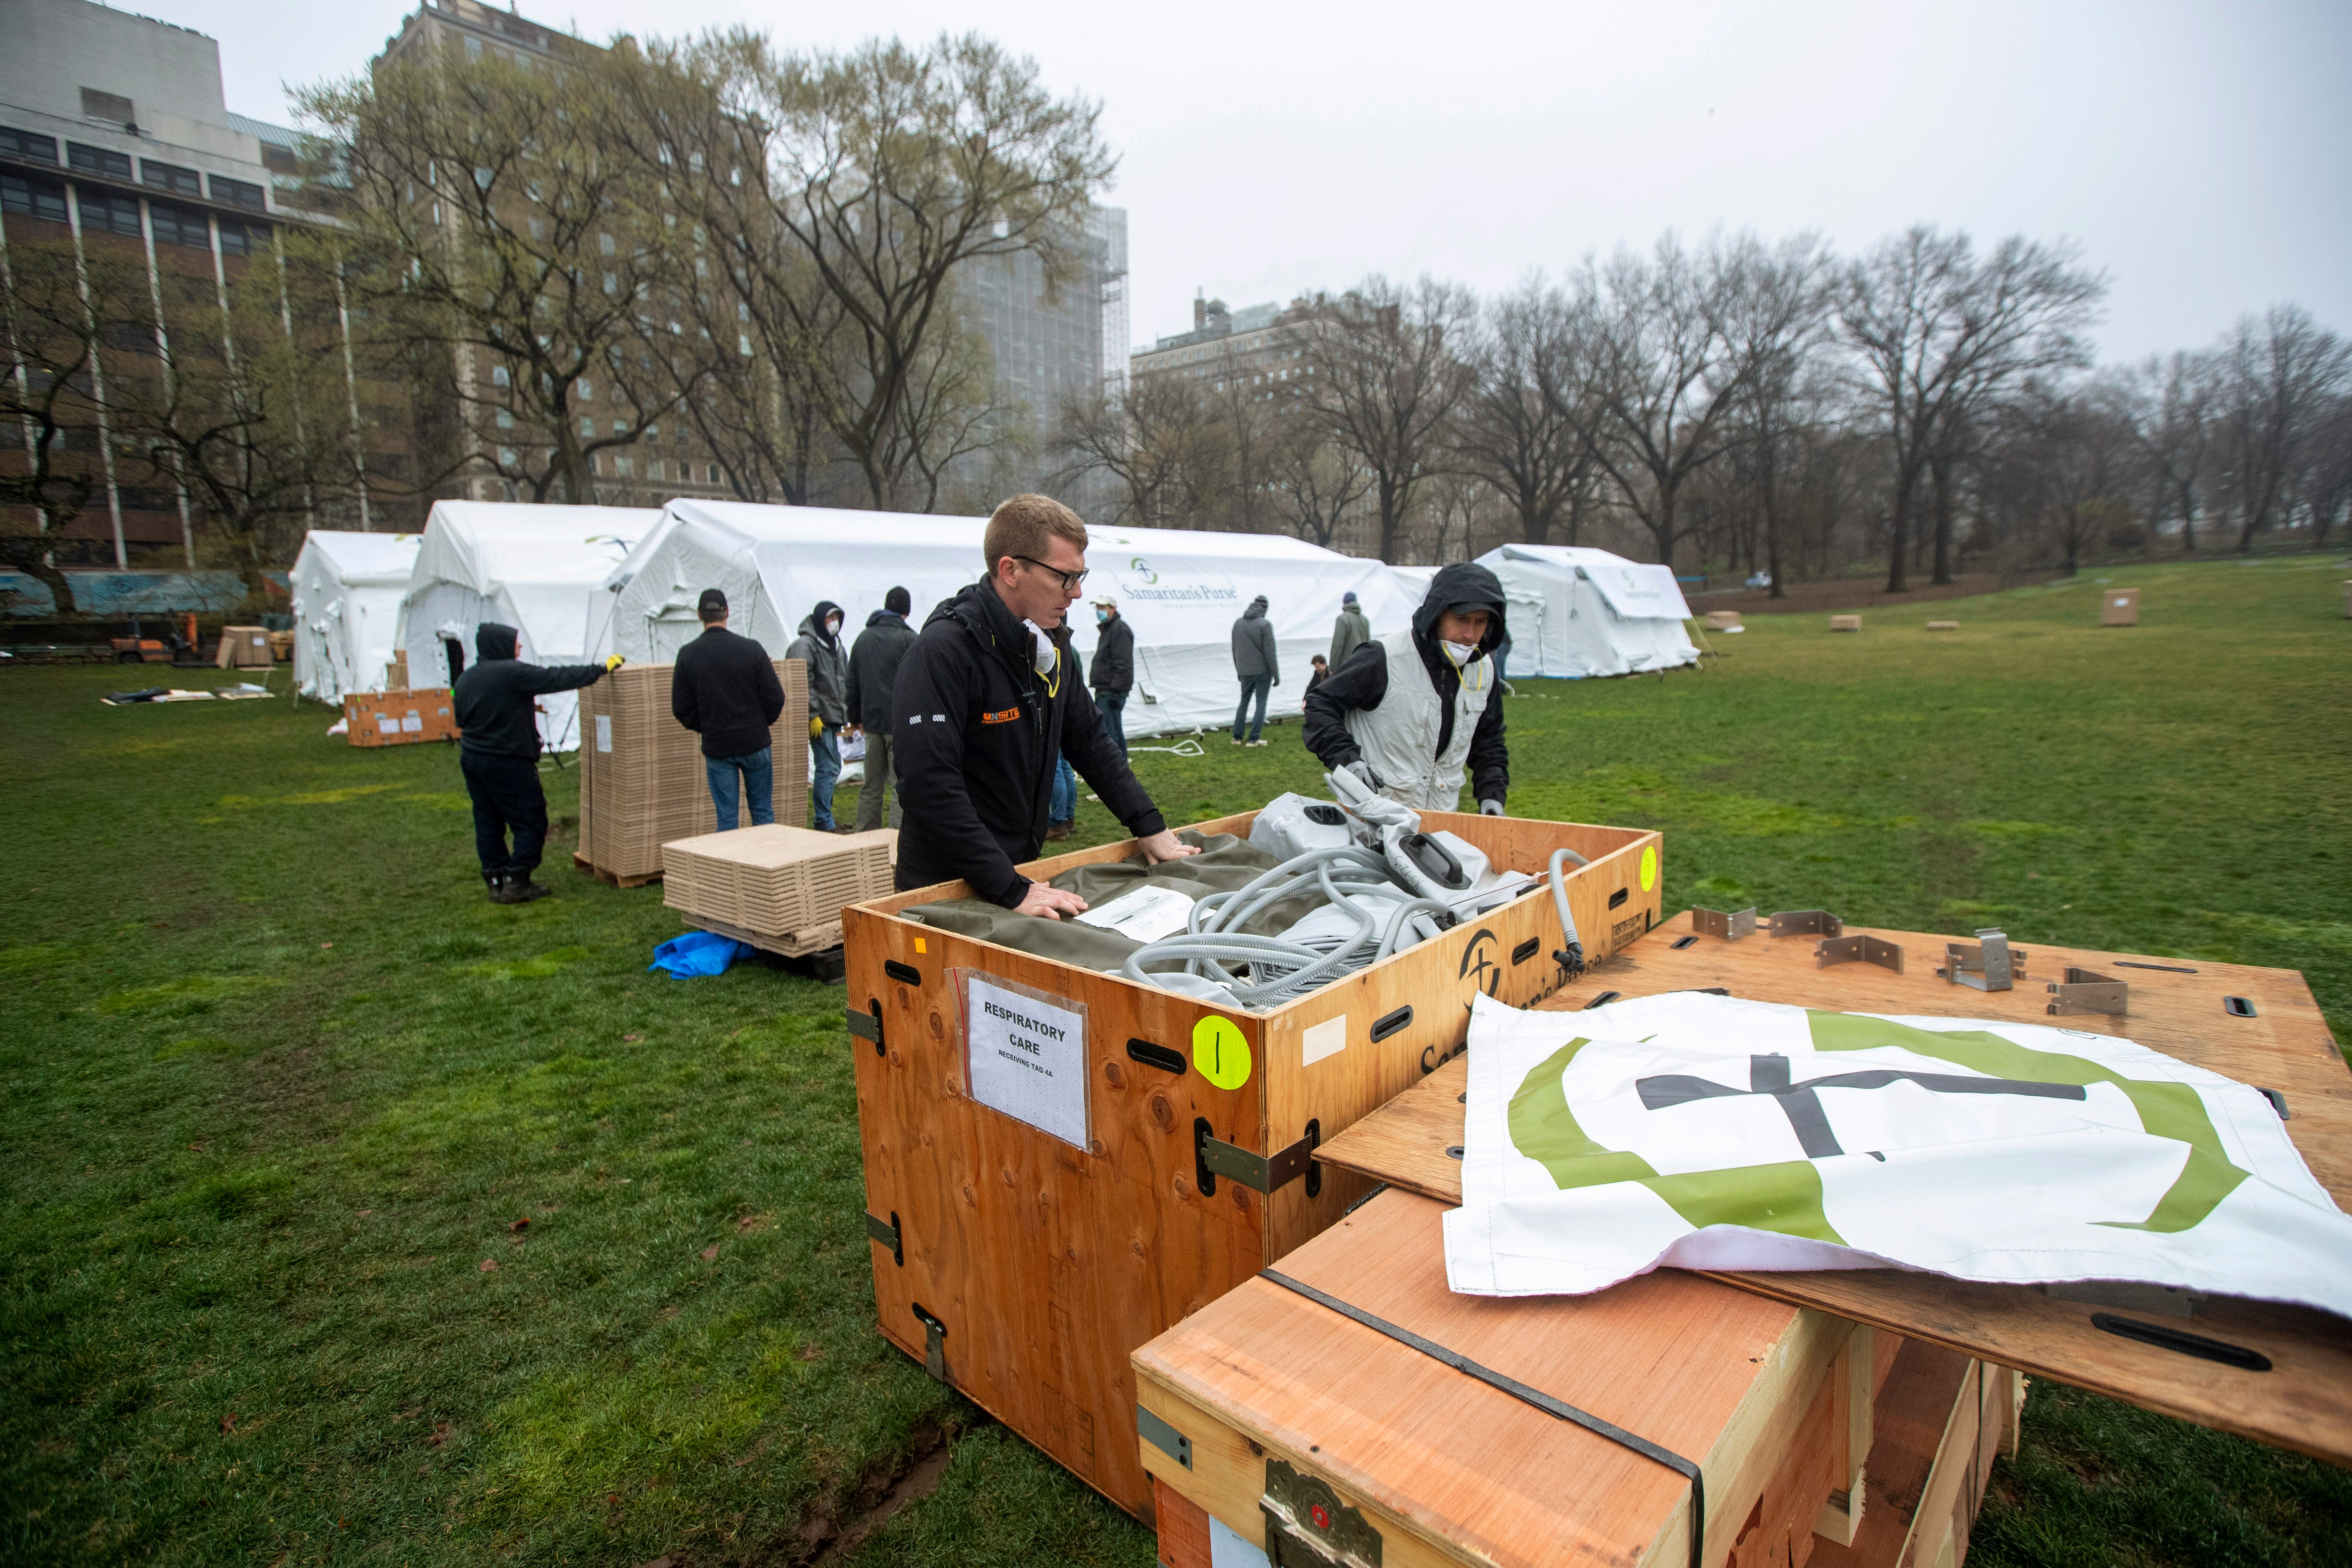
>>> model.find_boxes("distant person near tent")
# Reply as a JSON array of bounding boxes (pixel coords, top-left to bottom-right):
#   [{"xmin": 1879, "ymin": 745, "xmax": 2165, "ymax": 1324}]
[
  {"xmin": 1089, "ymin": 595, "xmax": 1133, "ymax": 757},
  {"xmin": 889, "ymin": 493, "xmax": 1199, "ymax": 915},
  {"xmin": 671, "ymin": 588, "xmax": 786, "ymax": 831},
  {"xmin": 1047, "ymin": 640, "xmax": 1086, "ymax": 841},
  {"xmin": 1231, "ymin": 594, "xmax": 1278, "ymax": 746},
  {"xmin": 786, "ymin": 599, "xmax": 850, "ymax": 831},
  {"xmin": 1329, "ymin": 589, "xmax": 1371, "ymax": 671},
  {"xmin": 845, "ymin": 586, "xmax": 916, "ymax": 832},
  {"xmin": 452, "ymin": 623, "xmax": 622, "ymax": 904},
  {"xmin": 1305, "ymin": 653, "xmax": 1329, "ymax": 698},
  {"xmin": 1303, "ymin": 563, "xmax": 1510, "ymax": 816}
]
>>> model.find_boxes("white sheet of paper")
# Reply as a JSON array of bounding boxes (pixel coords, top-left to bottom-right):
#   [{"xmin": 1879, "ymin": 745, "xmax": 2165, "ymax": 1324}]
[
  {"xmin": 1074, "ymin": 884, "xmax": 1196, "ymax": 944},
  {"xmin": 596, "ymin": 714, "xmax": 612, "ymax": 753},
  {"xmin": 964, "ymin": 975, "xmax": 1089, "ymax": 1149},
  {"xmin": 401, "ymin": 713, "xmax": 423, "ymax": 732}
]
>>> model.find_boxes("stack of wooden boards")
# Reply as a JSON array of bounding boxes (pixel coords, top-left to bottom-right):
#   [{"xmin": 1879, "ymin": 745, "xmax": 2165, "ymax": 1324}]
[
  {"xmin": 343, "ymin": 688, "xmax": 458, "ymax": 747},
  {"xmin": 576, "ymin": 658, "xmax": 807, "ymax": 885},
  {"xmin": 666, "ymin": 823, "xmax": 895, "ymax": 956},
  {"xmin": 1138, "ymin": 1186, "xmax": 2020, "ymax": 1568}
]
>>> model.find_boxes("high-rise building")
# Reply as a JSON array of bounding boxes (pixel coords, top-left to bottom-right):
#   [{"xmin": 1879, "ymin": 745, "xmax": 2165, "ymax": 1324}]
[
  {"xmin": 0, "ymin": 0, "xmax": 401, "ymax": 565},
  {"xmin": 1130, "ymin": 292, "xmax": 1323, "ymax": 401}
]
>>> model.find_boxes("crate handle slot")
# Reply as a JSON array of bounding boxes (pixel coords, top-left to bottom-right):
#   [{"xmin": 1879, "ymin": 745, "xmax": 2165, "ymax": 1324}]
[
  {"xmin": 1608, "ymin": 887, "xmax": 1630, "ymax": 909},
  {"xmin": 1370, "ymin": 1005, "xmax": 1413, "ymax": 1043},
  {"xmin": 911, "ymin": 1304, "xmax": 950, "ymax": 1382},
  {"xmin": 2224, "ymin": 996, "xmax": 2257, "ymax": 1018},
  {"xmin": 883, "ymin": 959, "xmax": 922, "ymax": 987},
  {"xmin": 1510, "ymin": 936, "xmax": 1541, "ymax": 965},
  {"xmin": 1192, "ymin": 1117, "xmax": 1218, "ymax": 1197},
  {"xmin": 1671, "ymin": 934, "xmax": 1699, "ymax": 950},
  {"xmin": 2090, "ymin": 1313, "xmax": 2271, "ymax": 1371},
  {"xmin": 846, "ymin": 1001, "xmax": 884, "ymax": 1056},
  {"xmin": 1304, "ymin": 1118, "xmax": 1322, "ymax": 1200},
  {"xmin": 865, "ymin": 1210, "xmax": 903, "ymax": 1266},
  {"xmin": 1126, "ymin": 1039, "xmax": 1186, "ymax": 1075},
  {"xmin": 1582, "ymin": 991, "xmax": 1622, "ymax": 1010}
]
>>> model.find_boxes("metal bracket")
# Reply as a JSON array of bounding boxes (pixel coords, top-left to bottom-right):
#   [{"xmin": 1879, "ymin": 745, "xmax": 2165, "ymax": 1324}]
[
  {"xmin": 1262, "ymin": 1457, "xmax": 1383, "ymax": 1567},
  {"xmin": 1692, "ymin": 907, "xmax": 1757, "ymax": 940},
  {"xmin": 1938, "ymin": 928, "xmax": 2025, "ymax": 991},
  {"xmin": 1199, "ymin": 1129, "xmax": 1320, "ymax": 1194},
  {"xmin": 2047, "ymin": 967, "xmax": 2129, "ymax": 1018},
  {"xmin": 1817, "ymin": 934, "xmax": 1904, "ymax": 974},
  {"xmin": 913, "ymin": 1305, "xmax": 948, "ymax": 1383},
  {"xmin": 1769, "ymin": 909, "xmax": 1844, "ymax": 938},
  {"xmin": 1136, "ymin": 1404, "xmax": 1192, "ymax": 1471},
  {"xmin": 865, "ymin": 1210, "xmax": 902, "ymax": 1266},
  {"xmin": 846, "ymin": 1004, "xmax": 883, "ymax": 1053}
]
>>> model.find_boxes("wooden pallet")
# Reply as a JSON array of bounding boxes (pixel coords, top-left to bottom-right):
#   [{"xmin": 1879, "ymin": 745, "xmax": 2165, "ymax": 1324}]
[
  {"xmin": 572, "ymin": 851, "xmax": 660, "ymax": 890},
  {"xmin": 1316, "ymin": 908, "xmax": 2352, "ymax": 1469},
  {"xmin": 688, "ymin": 911, "xmax": 844, "ymax": 959}
]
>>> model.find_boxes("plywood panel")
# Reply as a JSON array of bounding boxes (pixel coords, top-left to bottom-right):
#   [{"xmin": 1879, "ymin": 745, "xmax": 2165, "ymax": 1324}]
[{"xmin": 1312, "ymin": 912, "xmax": 2352, "ymax": 1466}]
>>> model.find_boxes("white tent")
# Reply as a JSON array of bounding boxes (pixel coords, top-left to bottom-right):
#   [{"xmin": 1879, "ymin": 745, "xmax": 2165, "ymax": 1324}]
[
  {"xmin": 602, "ymin": 501, "xmax": 1422, "ymax": 735},
  {"xmin": 1474, "ymin": 543, "xmax": 1699, "ymax": 679},
  {"xmin": 288, "ymin": 530, "xmax": 421, "ymax": 703},
  {"xmin": 1387, "ymin": 564, "xmax": 1440, "ymax": 599},
  {"xmin": 398, "ymin": 502, "xmax": 657, "ymax": 752}
]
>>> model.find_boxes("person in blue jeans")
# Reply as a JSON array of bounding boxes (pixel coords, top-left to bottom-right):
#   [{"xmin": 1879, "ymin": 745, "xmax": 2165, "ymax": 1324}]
[
  {"xmin": 1230, "ymin": 594, "xmax": 1278, "ymax": 745},
  {"xmin": 786, "ymin": 599, "xmax": 850, "ymax": 830},
  {"xmin": 1046, "ymin": 639, "xmax": 1086, "ymax": 839},
  {"xmin": 672, "ymin": 588, "xmax": 786, "ymax": 831}
]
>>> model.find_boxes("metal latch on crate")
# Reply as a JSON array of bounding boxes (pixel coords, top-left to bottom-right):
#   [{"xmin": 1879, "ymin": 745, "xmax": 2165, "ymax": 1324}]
[
  {"xmin": 1262, "ymin": 1458, "xmax": 1383, "ymax": 1567},
  {"xmin": 2047, "ymin": 967, "xmax": 2130, "ymax": 1018},
  {"xmin": 845, "ymin": 1006, "xmax": 882, "ymax": 1047},
  {"xmin": 912, "ymin": 1305, "xmax": 949, "ymax": 1383},
  {"xmin": 1135, "ymin": 1404, "xmax": 1192, "ymax": 1471},
  {"xmin": 1197, "ymin": 1123, "xmax": 1319, "ymax": 1195},
  {"xmin": 865, "ymin": 1210, "xmax": 902, "ymax": 1266},
  {"xmin": 1692, "ymin": 907, "xmax": 1757, "ymax": 940},
  {"xmin": 1939, "ymin": 928, "xmax": 2026, "ymax": 991}
]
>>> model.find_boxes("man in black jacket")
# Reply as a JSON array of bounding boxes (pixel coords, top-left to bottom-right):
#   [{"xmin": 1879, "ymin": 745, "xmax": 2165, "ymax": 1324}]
[
  {"xmin": 1302, "ymin": 562, "xmax": 1510, "ymax": 817},
  {"xmin": 452, "ymin": 622, "xmax": 620, "ymax": 903},
  {"xmin": 1089, "ymin": 594, "xmax": 1134, "ymax": 757},
  {"xmin": 890, "ymin": 494, "xmax": 1197, "ymax": 915},
  {"xmin": 671, "ymin": 588, "xmax": 787, "ymax": 830},
  {"xmin": 844, "ymin": 586, "xmax": 916, "ymax": 831}
]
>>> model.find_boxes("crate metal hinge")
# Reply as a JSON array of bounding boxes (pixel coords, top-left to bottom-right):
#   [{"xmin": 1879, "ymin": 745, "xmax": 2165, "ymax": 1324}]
[
  {"xmin": 1196, "ymin": 1125, "xmax": 1319, "ymax": 1195},
  {"xmin": 1136, "ymin": 1404, "xmax": 1192, "ymax": 1470},
  {"xmin": 846, "ymin": 1004, "xmax": 882, "ymax": 1052},
  {"xmin": 865, "ymin": 1210, "xmax": 902, "ymax": 1266}
]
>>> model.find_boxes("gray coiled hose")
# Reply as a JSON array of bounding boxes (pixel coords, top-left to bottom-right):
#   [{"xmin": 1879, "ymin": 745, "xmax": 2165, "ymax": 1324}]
[
  {"xmin": 1120, "ymin": 844, "xmax": 1455, "ymax": 1009},
  {"xmin": 1549, "ymin": 846, "xmax": 1589, "ymax": 980}
]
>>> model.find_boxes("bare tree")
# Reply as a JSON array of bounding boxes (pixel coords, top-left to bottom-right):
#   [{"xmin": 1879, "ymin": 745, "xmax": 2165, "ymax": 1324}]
[
  {"xmin": 1265, "ymin": 418, "xmax": 1371, "ymax": 550},
  {"xmin": 2209, "ymin": 304, "xmax": 2352, "ymax": 550},
  {"xmin": 299, "ymin": 43, "xmax": 696, "ymax": 504},
  {"xmin": 888, "ymin": 307, "xmax": 1028, "ymax": 512},
  {"xmin": 1837, "ymin": 226, "xmax": 2104, "ymax": 591},
  {"xmin": 1716, "ymin": 232, "xmax": 1832, "ymax": 595},
  {"xmin": 2121, "ymin": 350, "xmax": 2216, "ymax": 553},
  {"xmin": 1057, "ymin": 373, "xmax": 1225, "ymax": 528},
  {"xmin": 1295, "ymin": 274, "xmax": 1477, "ymax": 563},
  {"xmin": 1453, "ymin": 277, "xmax": 1596, "ymax": 547},
  {"xmin": 0, "ymin": 237, "xmax": 122, "ymax": 611},
  {"xmin": 635, "ymin": 31, "xmax": 1112, "ymax": 509}
]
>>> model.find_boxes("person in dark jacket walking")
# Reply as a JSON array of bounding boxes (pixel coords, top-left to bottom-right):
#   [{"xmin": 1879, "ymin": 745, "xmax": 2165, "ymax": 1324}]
[
  {"xmin": 1230, "ymin": 594, "xmax": 1279, "ymax": 745},
  {"xmin": 844, "ymin": 587, "xmax": 917, "ymax": 831},
  {"xmin": 452, "ymin": 622, "xmax": 620, "ymax": 903},
  {"xmin": 890, "ymin": 493, "xmax": 1196, "ymax": 915},
  {"xmin": 1303, "ymin": 563, "xmax": 1510, "ymax": 816},
  {"xmin": 671, "ymin": 588, "xmax": 787, "ymax": 831},
  {"xmin": 1329, "ymin": 589, "xmax": 1371, "ymax": 670},
  {"xmin": 1089, "ymin": 594, "xmax": 1134, "ymax": 757},
  {"xmin": 785, "ymin": 600, "xmax": 850, "ymax": 829}
]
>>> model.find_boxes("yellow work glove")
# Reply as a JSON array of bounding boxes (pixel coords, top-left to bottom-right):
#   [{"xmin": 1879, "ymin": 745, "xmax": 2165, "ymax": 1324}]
[
  {"xmin": 810, "ymin": 716, "xmax": 826, "ymax": 739},
  {"xmin": 603, "ymin": 654, "xmax": 626, "ymax": 672}
]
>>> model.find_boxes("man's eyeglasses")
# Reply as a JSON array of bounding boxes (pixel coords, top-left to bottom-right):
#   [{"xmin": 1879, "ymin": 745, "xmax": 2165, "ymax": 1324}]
[{"xmin": 1015, "ymin": 555, "xmax": 1089, "ymax": 593}]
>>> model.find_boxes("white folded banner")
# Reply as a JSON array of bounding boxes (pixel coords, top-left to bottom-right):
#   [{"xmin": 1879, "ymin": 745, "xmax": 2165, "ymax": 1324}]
[{"xmin": 1442, "ymin": 991, "xmax": 2352, "ymax": 1318}]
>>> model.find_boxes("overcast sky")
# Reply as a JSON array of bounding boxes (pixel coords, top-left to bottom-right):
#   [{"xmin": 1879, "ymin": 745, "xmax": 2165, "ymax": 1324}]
[{"xmin": 135, "ymin": 0, "xmax": 2350, "ymax": 362}]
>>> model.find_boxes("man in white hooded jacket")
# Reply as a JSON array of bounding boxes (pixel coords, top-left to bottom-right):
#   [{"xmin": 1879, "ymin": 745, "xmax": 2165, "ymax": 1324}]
[{"xmin": 1301, "ymin": 562, "xmax": 1510, "ymax": 815}]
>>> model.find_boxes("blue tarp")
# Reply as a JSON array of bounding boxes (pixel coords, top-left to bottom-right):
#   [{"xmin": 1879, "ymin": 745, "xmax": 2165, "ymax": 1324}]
[{"xmin": 648, "ymin": 931, "xmax": 756, "ymax": 978}]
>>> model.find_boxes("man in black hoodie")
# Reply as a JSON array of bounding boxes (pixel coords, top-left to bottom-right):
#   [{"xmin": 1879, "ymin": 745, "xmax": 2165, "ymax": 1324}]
[
  {"xmin": 451, "ymin": 622, "xmax": 620, "ymax": 903},
  {"xmin": 786, "ymin": 600, "xmax": 850, "ymax": 830},
  {"xmin": 1303, "ymin": 563, "xmax": 1510, "ymax": 816},
  {"xmin": 844, "ymin": 587, "xmax": 916, "ymax": 831},
  {"xmin": 890, "ymin": 494, "xmax": 1197, "ymax": 915},
  {"xmin": 671, "ymin": 588, "xmax": 787, "ymax": 830}
]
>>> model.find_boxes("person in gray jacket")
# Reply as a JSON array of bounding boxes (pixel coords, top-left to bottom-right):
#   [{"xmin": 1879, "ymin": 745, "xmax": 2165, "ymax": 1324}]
[
  {"xmin": 844, "ymin": 587, "xmax": 917, "ymax": 831},
  {"xmin": 1329, "ymin": 589, "xmax": 1371, "ymax": 671},
  {"xmin": 1230, "ymin": 594, "xmax": 1279, "ymax": 746},
  {"xmin": 785, "ymin": 600, "xmax": 850, "ymax": 830}
]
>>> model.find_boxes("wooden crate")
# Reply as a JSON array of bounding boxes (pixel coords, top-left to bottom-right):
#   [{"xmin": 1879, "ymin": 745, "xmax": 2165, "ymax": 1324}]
[
  {"xmin": 217, "ymin": 625, "xmax": 274, "ymax": 668},
  {"xmin": 1315, "ymin": 909, "xmax": 2352, "ymax": 1469},
  {"xmin": 1706, "ymin": 610, "xmax": 1743, "ymax": 630},
  {"xmin": 843, "ymin": 810, "xmax": 1662, "ymax": 1519},
  {"xmin": 342, "ymin": 688, "xmax": 459, "ymax": 748},
  {"xmin": 1135, "ymin": 1186, "xmax": 1865, "ymax": 1568},
  {"xmin": 1829, "ymin": 615, "xmax": 1861, "ymax": 633},
  {"xmin": 2101, "ymin": 588, "xmax": 2140, "ymax": 626}
]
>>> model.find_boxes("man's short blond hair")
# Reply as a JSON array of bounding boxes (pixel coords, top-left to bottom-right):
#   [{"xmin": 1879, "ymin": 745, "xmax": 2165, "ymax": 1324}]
[{"xmin": 983, "ymin": 494, "xmax": 1088, "ymax": 576}]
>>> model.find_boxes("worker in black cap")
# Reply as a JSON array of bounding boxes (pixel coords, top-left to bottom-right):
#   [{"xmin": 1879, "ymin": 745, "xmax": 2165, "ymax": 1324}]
[
  {"xmin": 1303, "ymin": 563, "xmax": 1510, "ymax": 815},
  {"xmin": 452, "ymin": 622, "xmax": 622, "ymax": 903},
  {"xmin": 672, "ymin": 588, "xmax": 787, "ymax": 830}
]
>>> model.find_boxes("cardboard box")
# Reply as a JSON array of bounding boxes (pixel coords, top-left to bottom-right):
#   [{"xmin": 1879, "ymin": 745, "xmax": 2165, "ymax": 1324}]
[
  {"xmin": 843, "ymin": 811, "xmax": 1663, "ymax": 1518},
  {"xmin": 216, "ymin": 625, "xmax": 275, "ymax": 668},
  {"xmin": 343, "ymin": 688, "xmax": 459, "ymax": 748},
  {"xmin": 1829, "ymin": 614, "xmax": 1861, "ymax": 632},
  {"xmin": 1138, "ymin": 1188, "xmax": 2015, "ymax": 1568},
  {"xmin": 266, "ymin": 630, "xmax": 294, "ymax": 661},
  {"xmin": 1927, "ymin": 620, "xmax": 1959, "ymax": 631},
  {"xmin": 1705, "ymin": 610, "xmax": 1742, "ymax": 630},
  {"xmin": 577, "ymin": 660, "xmax": 808, "ymax": 883},
  {"xmin": 2102, "ymin": 588, "xmax": 2140, "ymax": 626}
]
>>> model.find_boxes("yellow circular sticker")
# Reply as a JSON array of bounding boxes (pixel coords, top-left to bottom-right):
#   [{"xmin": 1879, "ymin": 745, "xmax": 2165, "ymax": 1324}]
[
  {"xmin": 1192, "ymin": 1016, "xmax": 1252, "ymax": 1090},
  {"xmin": 1639, "ymin": 844, "xmax": 1658, "ymax": 893}
]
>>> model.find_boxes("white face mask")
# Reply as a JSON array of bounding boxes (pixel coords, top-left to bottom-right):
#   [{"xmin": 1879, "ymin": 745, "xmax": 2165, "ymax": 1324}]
[
  {"xmin": 1024, "ymin": 620, "xmax": 1058, "ymax": 678},
  {"xmin": 1443, "ymin": 640, "xmax": 1479, "ymax": 666},
  {"xmin": 826, "ymin": 617, "xmax": 842, "ymax": 637}
]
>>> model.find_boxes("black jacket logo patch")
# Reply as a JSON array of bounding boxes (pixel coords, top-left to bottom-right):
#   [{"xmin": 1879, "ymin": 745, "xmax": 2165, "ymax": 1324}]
[{"xmin": 980, "ymin": 705, "xmax": 1022, "ymax": 724}]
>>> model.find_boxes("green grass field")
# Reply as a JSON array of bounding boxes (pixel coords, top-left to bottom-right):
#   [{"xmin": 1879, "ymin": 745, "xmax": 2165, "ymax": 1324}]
[{"xmin": 4, "ymin": 556, "xmax": 2348, "ymax": 1566}]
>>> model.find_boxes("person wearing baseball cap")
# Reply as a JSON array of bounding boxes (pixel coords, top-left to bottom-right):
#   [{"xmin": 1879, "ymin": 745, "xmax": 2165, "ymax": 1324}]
[
  {"xmin": 671, "ymin": 587, "xmax": 787, "ymax": 831},
  {"xmin": 1089, "ymin": 593, "xmax": 1134, "ymax": 756}
]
